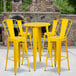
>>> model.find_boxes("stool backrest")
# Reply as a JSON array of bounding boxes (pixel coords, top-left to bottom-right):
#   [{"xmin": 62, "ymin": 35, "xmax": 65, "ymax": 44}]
[
  {"xmin": 60, "ymin": 18, "xmax": 72, "ymax": 38},
  {"xmin": 2, "ymin": 19, "xmax": 17, "ymax": 38},
  {"xmin": 49, "ymin": 19, "xmax": 60, "ymax": 34},
  {"xmin": 16, "ymin": 20, "xmax": 26, "ymax": 36}
]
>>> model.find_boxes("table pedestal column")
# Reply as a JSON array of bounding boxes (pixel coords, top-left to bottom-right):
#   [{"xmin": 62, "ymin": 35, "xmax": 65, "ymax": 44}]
[
  {"xmin": 33, "ymin": 27, "xmax": 38, "ymax": 71},
  {"xmin": 38, "ymin": 27, "xmax": 42, "ymax": 61},
  {"xmin": 33, "ymin": 27, "xmax": 42, "ymax": 70}
]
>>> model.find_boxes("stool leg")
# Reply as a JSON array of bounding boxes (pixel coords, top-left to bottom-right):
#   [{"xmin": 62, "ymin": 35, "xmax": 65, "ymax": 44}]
[
  {"xmin": 57, "ymin": 40, "xmax": 61, "ymax": 75},
  {"xmin": 5, "ymin": 41, "xmax": 10, "ymax": 71},
  {"xmin": 42, "ymin": 34, "xmax": 45, "ymax": 56},
  {"xmin": 49, "ymin": 42, "xmax": 53, "ymax": 67},
  {"xmin": 65, "ymin": 40, "xmax": 70, "ymax": 70},
  {"xmin": 18, "ymin": 43, "xmax": 20, "ymax": 67},
  {"xmin": 25, "ymin": 42, "xmax": 30, "ymax": 71},
  {"xmin": 54, "ymin": 42, "xmax": 57, "ymax": 67},
  {"xmin": 44, "ymin": 49, "xmax": 49, "ymax": 71},
  {"xmin": 29, "ymin": 34, "xmax": 33, "ymax": 55},
  {"xmin": 14, "ymin": 41, "xmax": 18, "ymax": 75},
  {"xmin": 22, "ymin": 43, "xmax": 25, "ymax": 65}
]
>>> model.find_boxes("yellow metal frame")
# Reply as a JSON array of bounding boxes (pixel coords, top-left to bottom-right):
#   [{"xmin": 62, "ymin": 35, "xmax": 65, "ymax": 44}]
[
  {"xmin": 44, "ymin": 18, "xmax": 72, "ymax": 75},
  {"xmin": 24, "ymin": 22, "xmax": 50, "ymax": 71},
  {"xmin": 2, "ymin": 19, "xmax": 30, "ymax": 75},
  {"xmin": 16, "ymin": 20, "xmax": 33, "ymax": 55},
  {"xmin": 42, "ymin": 19, "xmax": 60, "ymax": 55}
]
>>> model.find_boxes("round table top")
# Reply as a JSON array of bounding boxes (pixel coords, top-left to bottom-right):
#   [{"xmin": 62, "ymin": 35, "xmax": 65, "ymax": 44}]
[{"xmin": 24, "ymin": 22, "xmax": 50, "ymax": 27}]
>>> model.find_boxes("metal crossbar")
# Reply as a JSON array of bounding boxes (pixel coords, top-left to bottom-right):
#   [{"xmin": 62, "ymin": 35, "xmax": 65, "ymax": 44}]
[
  {"xmin": 48, "ymin": 56, "xmax": 67, "ymax": 61},
  {"xmin": 8, "ymin": 56, "xmax": 27, "ymax": 61}
]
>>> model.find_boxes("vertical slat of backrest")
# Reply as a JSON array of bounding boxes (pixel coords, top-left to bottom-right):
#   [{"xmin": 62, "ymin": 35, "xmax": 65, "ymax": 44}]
[
  {"xmin": 6, "ymin": 19, "xmax": 15, "ymax": 37},
  {"xmin": 17, "ymin": 20, "xmax": 23, "ymax": 35},
  {"xmin": 55, "ymin": 19, "xmax": 61, "ymax": 32},
  {"xmin": 65, "ymin": 19, "xmax": 72, "ymax": 37},
  {"xmin": 52, "ymin": 20, "xmax": 58, "ymax": 33},
  {"xmin": 60, "ymin": 19, "xmax": 69, "ymax": 37},
  {"xmin": 2, "ymin": 20, "xmax": 9, "ymax": 37}
]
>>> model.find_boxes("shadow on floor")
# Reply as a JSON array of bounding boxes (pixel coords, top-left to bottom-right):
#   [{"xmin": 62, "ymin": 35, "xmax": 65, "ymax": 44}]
[
  {"xmin": 23, "ymin": 61, "xmax": 51, "ymax": 70},
  {"xmin": 46, "ymin": 67, "xmax": 70, "ymax": 73},
  {"xmin": 6, "ymin": 67, "xmax": 29, "ymax": 73}
]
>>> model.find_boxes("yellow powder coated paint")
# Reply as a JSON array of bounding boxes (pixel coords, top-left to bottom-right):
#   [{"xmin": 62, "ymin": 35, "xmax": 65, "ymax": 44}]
[
  {"xmin": 2, "ymin": 19, "xmax": 30, "ymax": 75},
  {"xmin": 24, "ymin": 22, "xmax": 50, "ymax": 71},
  {"xmin": 44, "ymin": 18, "xmax": 72, "ymax": 75}
]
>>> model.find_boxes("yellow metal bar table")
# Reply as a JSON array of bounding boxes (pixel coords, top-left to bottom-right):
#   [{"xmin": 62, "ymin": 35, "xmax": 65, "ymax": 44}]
[{"xmin": 24, "ymin": 22, "xmax": 50, "ymax": 71}]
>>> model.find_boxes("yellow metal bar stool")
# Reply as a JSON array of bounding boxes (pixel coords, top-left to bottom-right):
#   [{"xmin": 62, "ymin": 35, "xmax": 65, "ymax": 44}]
[
  {"xmin": 44, "ymin": 18, "xmax": 72, "ymax": 75},
  {"xmin": 2, "ymin": 19, "xmax": 30, "ymax": 75},
  {"xmin": 16, "ymin": 20, "xmax": 33, "ymax": 53},
  {"xmin": 16, "ymin": 20, "xmax": 33, "ymax": 64},
  {"xmin": 42, "ymin": 19, "xmax": 60, "ymax": 56}
]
